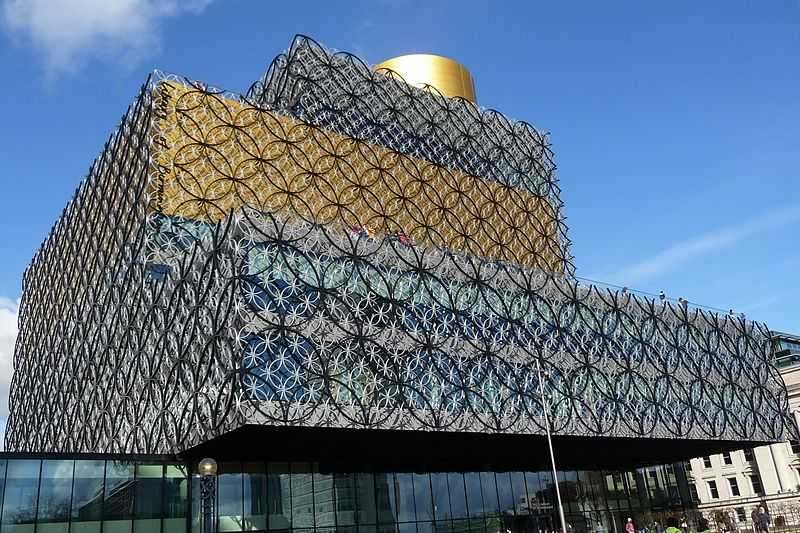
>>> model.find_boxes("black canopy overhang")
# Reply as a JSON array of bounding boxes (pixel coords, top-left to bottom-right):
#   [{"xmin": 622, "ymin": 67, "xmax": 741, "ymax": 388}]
[{"xmin": 180, "ymin": 424, "xmax": 769, "ymax": 472}]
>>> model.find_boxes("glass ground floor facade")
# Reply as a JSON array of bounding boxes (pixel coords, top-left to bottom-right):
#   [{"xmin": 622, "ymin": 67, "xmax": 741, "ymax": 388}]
[{"xmin": 0, "ymin": 455, "xmax": 700, "ymax": 533}]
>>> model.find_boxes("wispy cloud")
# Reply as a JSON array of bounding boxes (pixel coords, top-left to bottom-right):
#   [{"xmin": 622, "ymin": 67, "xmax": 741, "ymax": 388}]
[
  {"xmin": 1, "ymin": 0, "xmax": 213, "ymax": 77},
  {"xmin": 0, "ymin": 297, "xmax": 18, "ymax": 450},
  {"xmin": 605, "ymin": 204, "xmax": 800, "ymax": 286}
]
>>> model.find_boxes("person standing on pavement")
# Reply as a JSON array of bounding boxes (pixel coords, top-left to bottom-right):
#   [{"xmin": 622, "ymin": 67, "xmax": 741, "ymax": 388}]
[
  {"xmin": 665, "ymin": 517, "xmax": 682, "ymax": 533},
  {"xmin": 755, "ymin": 507, "xmax": 771, "ymax": 533},
  {"xmin": 626, "ymin": 518, "xmax": 636, "ymax": 533}
]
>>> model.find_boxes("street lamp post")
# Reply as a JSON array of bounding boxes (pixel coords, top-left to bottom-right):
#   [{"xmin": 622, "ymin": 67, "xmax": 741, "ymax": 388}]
[
  {"xmin": 534, "ymin": 355, "xmax": 568, "ymax": 533},
  {"xmin": 198, "ymin": 458, "xmax": 218, "ymax": 533}
]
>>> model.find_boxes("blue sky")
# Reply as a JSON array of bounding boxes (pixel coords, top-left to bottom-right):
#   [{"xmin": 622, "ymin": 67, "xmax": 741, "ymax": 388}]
[{"xmin": 0, "ymin": 0, "xmax": 798, "ymax": 433}]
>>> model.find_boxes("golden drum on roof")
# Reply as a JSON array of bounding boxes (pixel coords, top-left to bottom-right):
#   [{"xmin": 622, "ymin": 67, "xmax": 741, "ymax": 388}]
[{"xmin": 374, "ymin": 54, "xmax": 477, "ymax": 103}]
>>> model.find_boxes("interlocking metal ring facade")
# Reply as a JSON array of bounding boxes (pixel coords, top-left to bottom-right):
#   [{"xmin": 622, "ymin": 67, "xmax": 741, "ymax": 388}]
[{"xmin": 5, "ymin": 36, "xmax": 791, "ymax": 454}]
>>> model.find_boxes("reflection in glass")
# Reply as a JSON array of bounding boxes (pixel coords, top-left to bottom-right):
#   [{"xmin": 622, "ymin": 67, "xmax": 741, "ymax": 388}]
[
  {"xmin": 496, "ymin": 472, "xmax": 515, "ymax": 516},
  {"xmin": 313, "ymin": 471, "xmax": 335, "ymax": 529},
  {"xmin": 243, "ymin": 463, "xmax": 266, "ymax": 531},
  {"xmin": 0, "ymin": 459, "xmax": 697, "ymax": 533},
  {"xmin": 378, "ymin": 523, "xmax": 398, "ymax": 533},
  {"xmin": 133, "ymin": 464, "xmax": 163, "ymax": 533},
  {"xmin": 625, "ymin": 472, "xmax": 645, "ymax": 511},
  {"xmin": 560, "ymin": 471, "xmax": 578, "ymax": 513},
  {"xmin": 37, "ymin": 460, "xmax": 74, "ymax": 533},
  {"xmin": 191, "ymin": 475, "xmax": 201, "ymax": 533},
  {"xmin": 218, "ymin": 463, "xmax": 244, "ymax": 532},
  {"xmin": 447, "ymin": 473, "xmax": 467, "ymax": 520},
  {"xmin": 480, "ymin": 472, "xmax": 499, "ymax": 517},
  {"xmin": 1, "ymin": 460, "xmax": 40, "ymax": 533},
  {"xmin": 605, "ymin": 472, "xmax": 626, "ymax": 510},
  {"xmin": 394, "ymin": 474, "xmax": 415, "ymax": 523},
  {"xmin": 664, "ymin": 465, "xmax": 680, "ymax": 505},
  {"xmin": 290, "ymin": 463, "xmax": 314, "ymax": 528},
  {"xmin": 0, "ymin": 461, "xmax": 5, "ymax": 526},
  {"xmin": 72, "ymin": 460, "xmax": 104, "ymax": 533},
  {"xmin": 104, "ymin": 462, "xmax": 135, "ymax": 533},
  {"xmin": 397, "ymin": 523, "xmax": 417, "ymax": 533},
  {"xmin": 356, "ymin": 472, "xmax": 377, "ymax": 526},
  {"xmin": 267, "ymin": 463, "xmax": 291, "ymax": 531},
  {"xmin": 430, "ymin": 473, "xmax": 449, "ymax": 522},
  {"xmin": 465, "ymin": 472, "xmax": 483, "ymax": 518},
  {"xmin": 375, "ymin": 473, "xmax": 397, "ymax": 526},
  {"xmin": 412, "ymin": 474, "xmax": 432, "ymax": 523},
  {"xmin": 334, "ymin": 473, "xmax": 357, "ymax": 527},
  {"xmin": 524, "ymin": 472, "xmax": 540, "ymax": 513},
  {"xmin": 466, "ymin": 472, "xmax": 487, "ymax": 533},
  {"xmin": 164, "ymin": 465, "xmax": 188, "ymax": 533},
  {"xmin": 538, "ymin": 471, "xmax": 554, "ymax": 506},
  {"xmin": 581, "ymin": 471, "xmax": 605, "ymax": 514}
]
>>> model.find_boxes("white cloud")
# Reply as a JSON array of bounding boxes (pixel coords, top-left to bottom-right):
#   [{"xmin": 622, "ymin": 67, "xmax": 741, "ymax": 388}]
[
  {"xmin": 2, "ymin": 0, "xmax": 213, "ymax": 76},
  {"xmin": 606, "ymin": 204, "xmax": 800, "ymax": 286},
  {"xmin": 0, "ymin": 297, "xmax": 18, "ymax": 450}
]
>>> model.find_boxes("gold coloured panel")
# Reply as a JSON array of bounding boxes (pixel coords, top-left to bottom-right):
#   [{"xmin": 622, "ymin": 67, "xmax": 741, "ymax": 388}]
[
  {"xmin": 374, "ymin": 54, "xmax": 477, "ymax": 102},
  {"xmin": 151, "ymin": 82, "xmax": 564, "ymax": 272}
]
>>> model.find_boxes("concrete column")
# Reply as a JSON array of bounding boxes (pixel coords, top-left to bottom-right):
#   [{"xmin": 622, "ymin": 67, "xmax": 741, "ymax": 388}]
[
  {"xmin": 754, "ymin": 445, "xmax": 782, "ymax": 494},
  {"xmin": 773, "ymin": 443, "xmax": 796, "ymax": 492}
]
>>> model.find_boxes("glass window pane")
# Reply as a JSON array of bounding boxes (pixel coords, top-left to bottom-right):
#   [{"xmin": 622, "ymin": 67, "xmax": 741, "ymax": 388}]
[
  {"xmin": 71, "ymin": 460, "xmax": 104, "ymax": 533},
  {"xmin": 622, "ymin": 472, "xmax": 643, "ymax": 511},
  {"xmin": 105, "ymin": 461, "xmax": 135, "ymax": 522},
  {"xmin": 398, "ymin": 523, "xmax": 416, "ymax": 533},
  {"xmin": 132, "ymin": 517, "xmax": 161, "ymax": 533},
  {"xmin": 163, "ymin": 465, "xmax": 188, "ymax": 533},
  {"xmin": 218, "ymin": 462, "xmax": 243, "ymax": 532},
  {"xmin": 430, "ymin": 473, "xmax": 449, "ymax": 522},
  {"xmin": 290, "ymin": 463, "xmax": 314, "ymax": 528},
  {"xmin": 0, "ymin": 461, "xmax": 6, "ymax": 522},
  {"xmin": 560, "ymin": 471, "xmax": 578, "ymax": 513},
  {"xmin": 412, "ymin": 474, "xmax": 432, "ymax": 522},
  {"xmin": 394, "ymin": 474, "xmax": 415, "ymax": 523},
  {"xmin": 190, "ymin": 475, "xmax": 201, "ymax": 533},
  {"xmin": 481, "ymin": 472, "xmax": 500, "ymax": 517},
  {"xmin": 451, "ymin": 519, "xmax": 469, "ymax": 533},
  {"xmin": 468, "ymin": 517, "xmax": 485, "ymax": 533},
  {"xmin": 496, "ymin": 472, "xmax": 515, "ymax": 517},
  {"xmin": 37, "ymin": 459, "xmax": 74, "ymax": 533},
  {"xmin": 374, "ymin": 473, "xmax": 397, "ymax": 525},
  {"xmin": 133, "ymin": 464, "xmax": 163, "ymax": 533},
  {"xmin": 1, "ymin": 460, "xmax": 41, "ymax": 533},
  {"xmin": 524, "ymin": 472, "xmax": 544, "ymax": 516},
  {"xmin": 522, "ymin": 471, "xmax": 535, "ymax": 513},
  {"xmin": 465, "ymin": 473, "xmax": 483, "ymax": 518},
  {"xmin": 334, "ymin": 473, "xmax": 357, "ymax": 527},
  {"xmin": 314, "ymin": 471, "xmax": 335, "ymax": 528},
  {"xmin": 104, "ymin": 520, "xmax": 133, "ymax": 533},
  {"xmin": 604, "ymin": 472, "xmax": 626, "ymax": 509},
  {"xmin": 538, "ymin": 471, "xmax": 554, "ymax": 507},
  {"xmin": 267, "ymin": 463, "xmax": 291, "ymax": 531},
  {"xmin": 508, "ymin": 472, "xmax": 527, "ymax": 517},
  {"xmin": 243, "ymin": 463, "xmax": 266, "ymax": 531},
  {"xmin": 447, "ymin": 473, "xmax": 467, "ymax": 520},
  {"xmin": 356, "ymin": 473, "xmax": 377, "ymax": 526},
  {"xmin": 585, "ymin": 471, "xmax": 607, "ymax": 511}
]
